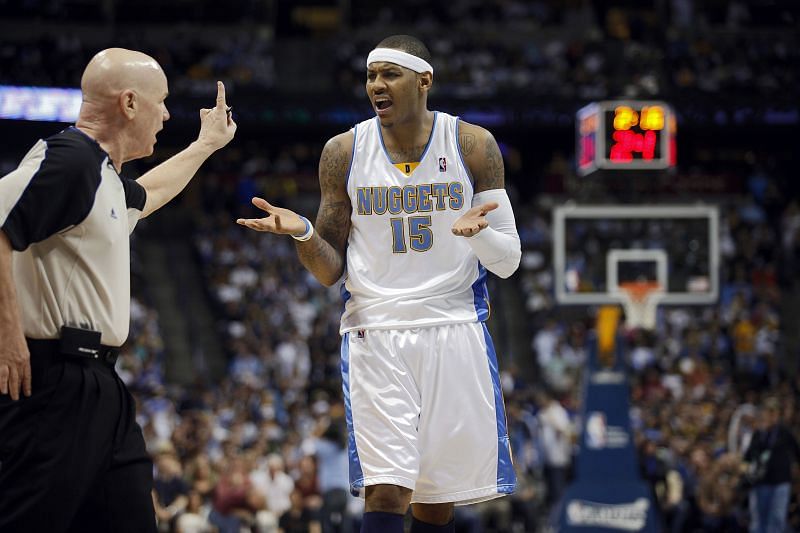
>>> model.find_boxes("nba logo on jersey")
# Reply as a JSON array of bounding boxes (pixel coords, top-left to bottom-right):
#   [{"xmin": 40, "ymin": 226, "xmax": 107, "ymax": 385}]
[{"xmin": 438, "ymin": 157, "xmax": 447, "ymax": 172}]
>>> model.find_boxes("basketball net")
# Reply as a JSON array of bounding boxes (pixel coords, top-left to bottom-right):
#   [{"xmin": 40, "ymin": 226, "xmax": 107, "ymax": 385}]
[{"xmin": 616, "ymin": 281, "xmax": 664, "ymax": 330}]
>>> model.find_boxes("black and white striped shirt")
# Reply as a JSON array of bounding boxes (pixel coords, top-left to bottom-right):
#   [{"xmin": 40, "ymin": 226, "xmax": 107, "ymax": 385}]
[{"xmin": 0, "ymin": 126, "xmax": 146, "ymax": 346}]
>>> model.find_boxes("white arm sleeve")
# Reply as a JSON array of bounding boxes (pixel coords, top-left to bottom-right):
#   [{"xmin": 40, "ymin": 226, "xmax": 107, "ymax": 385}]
[{"xmin": 464, "ymin": 188, "xmax": 521, "ymax": 278}]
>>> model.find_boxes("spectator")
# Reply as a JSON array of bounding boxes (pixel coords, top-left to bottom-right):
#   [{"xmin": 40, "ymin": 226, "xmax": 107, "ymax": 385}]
[
  {"xmin": 279, "ymin": 488, "xmax": 322, "ymax": 533},
  {"xmin": 185, "ymin": 453, "xmax": 218, "ymax": 500},
  {"xmin": 175, "ymin": 490, "xmax": 214, "ymax": 533},
  {"xmin": 293, "ymin": 455, "xmax": 322, "ymax": 512},
  {"xmin": 153, "ymin": 452, "xmax": 190, "ymax": 532},
  {"xmin": 250, "ymin": 453, "xmax": 295, "ymax": 519},
  {"xmin": 536, "ymin": 389, "xmax": 573, "ymax": 505},
  {"xmin": 695, "ymin": 452, "xmax": 742, "ymax": 531},
  {"xmin": 743, "ymin": 397, "xmax": 800, "ymax": 533},
  {"xmin": 305, "ymin": 416, "xmax": 353, "ymax": 533},
  {"xmin": 210, "ymin": 456, "xmax": 270, "ymax": 533}
]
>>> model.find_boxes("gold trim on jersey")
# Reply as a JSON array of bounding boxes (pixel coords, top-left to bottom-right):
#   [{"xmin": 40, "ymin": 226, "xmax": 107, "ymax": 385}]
[{"xmin": 394, "ymin": 161, "xmax": 420, "ymax": 176}]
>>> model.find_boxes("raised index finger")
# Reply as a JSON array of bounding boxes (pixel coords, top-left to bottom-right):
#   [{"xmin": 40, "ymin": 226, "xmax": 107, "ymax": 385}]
[{"xmin": 216, "ymin": 81, "xmax": 227, "ymax": 110}]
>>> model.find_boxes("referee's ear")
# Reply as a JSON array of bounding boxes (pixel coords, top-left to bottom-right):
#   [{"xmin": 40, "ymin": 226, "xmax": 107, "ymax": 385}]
[{"xmin": 120, "ymin": 89, "xmax": 137, "ymax": 120}]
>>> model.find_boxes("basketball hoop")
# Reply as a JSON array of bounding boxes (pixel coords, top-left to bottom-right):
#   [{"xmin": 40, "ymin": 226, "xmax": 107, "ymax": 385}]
[{"xmin": 615, "ymin": 281, "xmax": 664, "ymax": 330}]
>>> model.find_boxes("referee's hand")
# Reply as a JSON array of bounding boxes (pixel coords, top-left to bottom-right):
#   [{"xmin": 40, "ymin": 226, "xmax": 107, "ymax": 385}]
[
  {"xmin": 0, "ymin": 231, "xmax": 32, "ymax": 400},
  {"xmin": 0, "ymin": 331, "xmax": 31, "ymax": 401},
  {"xmin": 196, "ymin": 81, "xmax": 237, "ymax": 153}
]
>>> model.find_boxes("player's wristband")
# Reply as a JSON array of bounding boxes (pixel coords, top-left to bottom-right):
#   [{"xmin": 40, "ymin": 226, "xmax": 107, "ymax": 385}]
[{"xmin": 292, "ymin": 216, "xmax": 314, "ymax": 242}]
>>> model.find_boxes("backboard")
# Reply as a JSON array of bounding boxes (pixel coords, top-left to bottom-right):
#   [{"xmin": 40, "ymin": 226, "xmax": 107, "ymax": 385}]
[{"xmin": 553, "ymin": 204, "xmax": 719, "ymax": 306}]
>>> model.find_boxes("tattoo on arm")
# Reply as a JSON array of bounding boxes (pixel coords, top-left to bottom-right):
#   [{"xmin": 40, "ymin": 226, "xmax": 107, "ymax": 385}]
[
  {"xmin": 296, "ymin": 136, "xmax": 352, "ymax": 285},
  {"xmin": 459, "ymin": 132, "xmax": 477, "ymax": 156},
  {"xmin": 474, "ymin": 134, "xmax": 505, "ymax": 193},
  {"xmin": 320, "ymin": 139, "xmax": 346, "ymax": 183},
  {"xmin": 296, "ymin": 199, "xmax": 350, "ymax": 279}
]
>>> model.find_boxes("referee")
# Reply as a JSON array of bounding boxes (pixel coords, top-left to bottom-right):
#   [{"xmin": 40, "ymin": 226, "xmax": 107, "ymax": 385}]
[{"xmin": 0, "ymin": 48, "xmax": 236, "ymax": 532}]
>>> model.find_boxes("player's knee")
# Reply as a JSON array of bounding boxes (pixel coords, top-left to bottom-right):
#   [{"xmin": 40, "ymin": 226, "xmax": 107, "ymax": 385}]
[
  {"xmin": 365, "ymin": 484, "xmax": 412, "ymax": 515},
  {"xmin": 412, "ymin": 502, "xmax": 454, "ymax": 525}
]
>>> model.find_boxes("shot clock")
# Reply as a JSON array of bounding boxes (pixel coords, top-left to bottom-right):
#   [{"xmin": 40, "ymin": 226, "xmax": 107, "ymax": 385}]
[{"xmin": 577, "ymin": 100, "xmax": 676, "ymax": 176}]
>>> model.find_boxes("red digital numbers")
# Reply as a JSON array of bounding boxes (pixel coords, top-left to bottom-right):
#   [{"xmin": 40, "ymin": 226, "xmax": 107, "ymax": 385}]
[{"xmin": 609, "ymin": 130, "xmax": 657, "ymax": 161}]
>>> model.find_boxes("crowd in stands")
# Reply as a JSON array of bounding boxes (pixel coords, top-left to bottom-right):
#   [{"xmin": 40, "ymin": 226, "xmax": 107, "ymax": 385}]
[
  {"xmin": 0, "ymin": 1, "xmax": 796, "ymax": 110},
  {"xmin": 337, "ymin": 3, "xmax": 798, "ymax": 103},
  {"xmin": 0, "ymin": 33, "xmax": 276, "ymax": 96}
]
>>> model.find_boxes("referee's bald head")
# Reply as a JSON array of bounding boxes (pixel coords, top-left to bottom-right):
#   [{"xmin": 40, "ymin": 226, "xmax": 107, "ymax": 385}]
[{"xmin": 81, "ymin": 48, "xmax": 165, "ymax": 102}]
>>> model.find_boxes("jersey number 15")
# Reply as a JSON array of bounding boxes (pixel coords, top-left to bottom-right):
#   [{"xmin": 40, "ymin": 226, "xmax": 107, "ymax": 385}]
[{"xmin": 390, "ymin": 216, "xmax": 433, "ymax": 253}]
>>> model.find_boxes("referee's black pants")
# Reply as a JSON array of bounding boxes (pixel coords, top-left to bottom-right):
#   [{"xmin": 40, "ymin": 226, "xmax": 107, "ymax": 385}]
[{"xmin": 0, "ymin": 340, "xmax": 157, "ymax": 533}]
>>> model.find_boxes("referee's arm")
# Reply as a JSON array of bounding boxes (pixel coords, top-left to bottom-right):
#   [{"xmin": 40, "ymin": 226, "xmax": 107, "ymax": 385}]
[{"xmin": 0, "ymin": 230, "xmax": 31, "ymax": 401}]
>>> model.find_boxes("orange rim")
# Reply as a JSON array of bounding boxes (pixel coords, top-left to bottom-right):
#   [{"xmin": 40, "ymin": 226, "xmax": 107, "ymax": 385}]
[{"xmin": 618, "ymin": 281, "xmax": 662, "ymax": 303}]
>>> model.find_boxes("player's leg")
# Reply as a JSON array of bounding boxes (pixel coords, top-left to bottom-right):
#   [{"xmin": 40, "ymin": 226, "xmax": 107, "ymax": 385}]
[
  {"xmin": 341, "ymin": 331, "xmax": 422, "ymax": 532},
  {"xmin": 412, "ymin": 322, "xmax": 516, "ymax": 506},
  {"xmin": 362, "ymin": 484, "xmax": 413, "ymax": 532},
  {"xmin": 366, "ymin": 484, "xmax": 413, "ymax": 514},
  {"xmin": 411, "ymin": 502, "xmax": 455, "ymax": 531}
]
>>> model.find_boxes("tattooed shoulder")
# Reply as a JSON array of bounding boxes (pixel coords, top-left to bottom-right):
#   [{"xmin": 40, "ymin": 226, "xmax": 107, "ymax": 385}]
[
  {"xmin": 316, "ymin": 132, "xmax": 353, "ymax": 248},
  {"xmin": 469, "ymin": 131, "xmax": 505, "ymax": 193},
  {"xmin": 319, "ymin": 132, "xmax": 353, "ymax": 189},
  {"xmin": 459, "ymin": 131, "xmax": 477, "ymax": 156}
]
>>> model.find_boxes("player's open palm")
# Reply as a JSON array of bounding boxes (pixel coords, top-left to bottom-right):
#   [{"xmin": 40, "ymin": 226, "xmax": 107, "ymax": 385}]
[
  {"xmin": 452, "ymin": 202, "xmax": 499, "ymax": 238},
  {"xmin": 237, "ymin": 197, "xmax": 308, "ymax": 236}
]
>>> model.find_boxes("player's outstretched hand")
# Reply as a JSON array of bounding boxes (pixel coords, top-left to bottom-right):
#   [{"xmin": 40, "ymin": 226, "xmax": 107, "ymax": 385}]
[
  {"xmin": 237, "ymin": 197, "xmax": 308, "ymax": 236},
  {"xmin": 0, "ymin": 325, "xmax": 31, "ymax": 401},
  {"xmin": 451, "ymin": 202, "xmax": 499, "ymax": 238},
  {"xmin": 197, "ymin": 81, "xmax": 237, "ymax": 152}
]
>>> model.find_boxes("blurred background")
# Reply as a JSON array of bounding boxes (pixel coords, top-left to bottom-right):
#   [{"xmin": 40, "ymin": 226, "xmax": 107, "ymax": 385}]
[{"xmin": 1, "ymin": 0, "xmax": 798, "ymax": 531}]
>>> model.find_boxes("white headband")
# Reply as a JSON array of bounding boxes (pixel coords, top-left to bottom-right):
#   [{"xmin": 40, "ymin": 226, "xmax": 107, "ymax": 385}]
[{"xmin": 366, "ymin": 48, "xmax": 434, "ymax": 74}]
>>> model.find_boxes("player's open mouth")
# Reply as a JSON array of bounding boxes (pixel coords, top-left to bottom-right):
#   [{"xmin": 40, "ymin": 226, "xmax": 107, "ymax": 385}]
[{"xmin": 375, "ymin": 99, "xmax": 393, "ymax": 112}]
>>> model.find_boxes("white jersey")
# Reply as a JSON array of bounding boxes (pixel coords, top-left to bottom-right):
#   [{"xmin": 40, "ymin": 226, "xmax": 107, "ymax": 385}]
[{"xmin": 340, "ymin": 111, "xmax": 489, "ymax": 333}]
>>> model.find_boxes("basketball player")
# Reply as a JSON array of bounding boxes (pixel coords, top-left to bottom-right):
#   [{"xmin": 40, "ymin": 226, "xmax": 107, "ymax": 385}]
[{"xmin": 238, "ymin": 35, "xmax": 520, "ymax": 533}]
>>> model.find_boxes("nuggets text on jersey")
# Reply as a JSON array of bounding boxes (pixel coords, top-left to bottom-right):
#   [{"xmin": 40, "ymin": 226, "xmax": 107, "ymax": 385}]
[{"xmin": 355, "ymin": 182, "xmax": 465, "ymax": 215}]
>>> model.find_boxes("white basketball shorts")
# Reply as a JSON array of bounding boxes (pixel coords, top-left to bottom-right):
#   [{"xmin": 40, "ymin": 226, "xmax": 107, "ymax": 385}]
[{"xmin": 340, "ymin": 321, "xmax": 516, "ymax": 505}]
